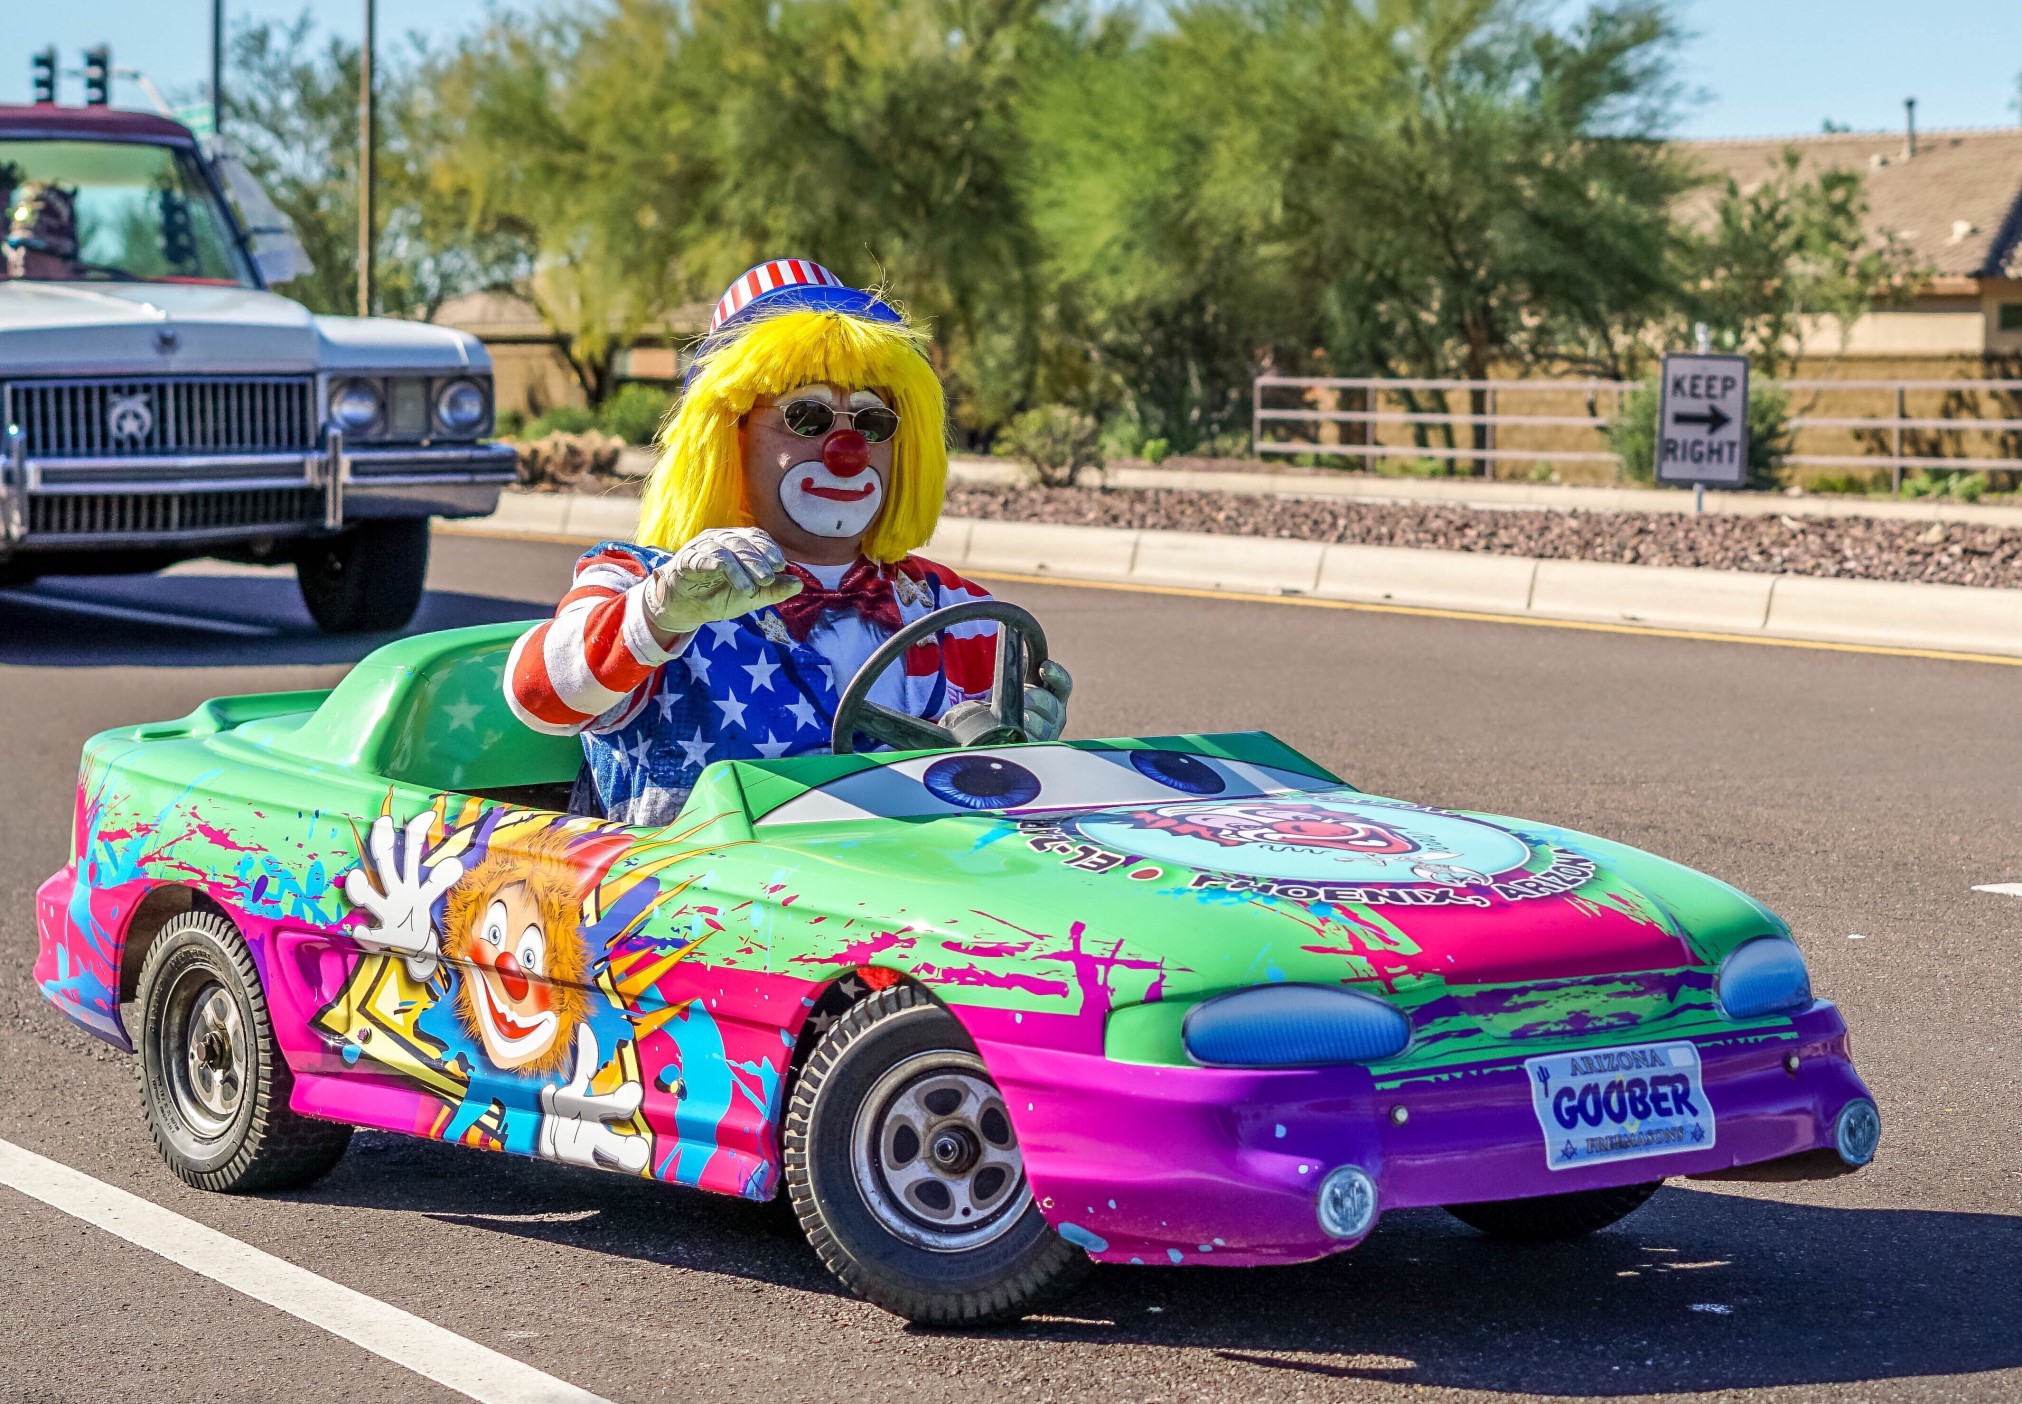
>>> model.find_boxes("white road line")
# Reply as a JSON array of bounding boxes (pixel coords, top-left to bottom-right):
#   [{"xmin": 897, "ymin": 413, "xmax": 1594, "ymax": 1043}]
[
  {"xmin": 2, "ymin": 589, "xmax": 279, "ymax": 638},
  {"xmin": 0, "ymin": 1138, "xmax": 613, "ymax": 1404},
  {"xmin": 1971, "ymin": 883, "xmax": 2022, "ymax": 898}
]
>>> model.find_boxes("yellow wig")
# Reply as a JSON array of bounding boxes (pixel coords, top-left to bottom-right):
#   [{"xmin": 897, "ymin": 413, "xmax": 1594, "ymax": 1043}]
[{"xmin": 635, "ymin": 309, "xmax": 948, "ymax": 564}]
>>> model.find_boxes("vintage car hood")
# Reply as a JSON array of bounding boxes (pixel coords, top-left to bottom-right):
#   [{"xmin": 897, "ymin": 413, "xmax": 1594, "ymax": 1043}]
[
  {"xmin": 0, "ymin": 283, "xmax": 485, "ymax": 376},
  {"xmin": 759, "ymin": 790, "xmax": 1785, "ymax": 1000},
  {"xmin": 0, "ymin": 282, "xmax": 318, "ymax": 374}
]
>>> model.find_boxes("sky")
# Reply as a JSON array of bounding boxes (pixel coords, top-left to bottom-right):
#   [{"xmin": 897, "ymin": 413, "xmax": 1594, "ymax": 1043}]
[{"xmin": 0, "ymin": 0, "xmax": 2016, "ymax": 139}]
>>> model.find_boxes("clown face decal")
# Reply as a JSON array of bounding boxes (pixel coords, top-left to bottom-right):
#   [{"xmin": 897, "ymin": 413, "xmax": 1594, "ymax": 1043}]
[{"xmin": 441, "ymin": 824, "xmax": 592, "ymax": 1077}]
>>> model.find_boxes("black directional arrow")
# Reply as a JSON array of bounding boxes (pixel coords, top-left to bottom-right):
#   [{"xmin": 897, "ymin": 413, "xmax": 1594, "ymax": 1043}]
[{"xmin": 1671, "ymin": 403, "xmax": 1731, "ymax": 435}]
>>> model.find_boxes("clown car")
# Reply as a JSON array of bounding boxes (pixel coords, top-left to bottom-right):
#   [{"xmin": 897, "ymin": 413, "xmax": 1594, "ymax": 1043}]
[{"xmin": 34, "ymin": 603, "xmax": 1880, "ymax": 1324}]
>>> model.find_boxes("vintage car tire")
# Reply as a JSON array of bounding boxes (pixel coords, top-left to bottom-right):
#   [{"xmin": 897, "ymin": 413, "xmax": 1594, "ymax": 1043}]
[
  {"xmin": 135, "ymin": 910, "xmax": 352, "ymax": 1192},
  {"xmin": 295, "ymin": 519, "xmax": 430, "ymax": 634},
  {"xmin": 784, "ymin": 985, "xmax": 1089, "ymax": 1325},
  {"xmin": 1444, "ymin": 1181, "xmax": 1663, "ymax": 1241}
]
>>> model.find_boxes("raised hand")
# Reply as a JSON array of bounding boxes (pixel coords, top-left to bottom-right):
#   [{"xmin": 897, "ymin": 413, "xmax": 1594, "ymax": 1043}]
[
  {"xmin": 642, "ymin": 527, "xmax": 803, "ymax": 640},
  {"xmin": 537, "ymin": 1024, "xmax": 651, "ymax": 1176},
  {"xmin": 340, "ymin": 812, "xmax": 464, "ymax": 981}
]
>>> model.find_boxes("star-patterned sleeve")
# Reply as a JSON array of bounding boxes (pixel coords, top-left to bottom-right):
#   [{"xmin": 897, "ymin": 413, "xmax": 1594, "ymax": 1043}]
[{"xmin": 505, "ymin": 542, "xmax": 680, "ymax": 736}]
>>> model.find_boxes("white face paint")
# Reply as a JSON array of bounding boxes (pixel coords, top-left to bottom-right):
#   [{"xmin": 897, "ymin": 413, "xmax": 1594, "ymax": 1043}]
[{"xmin": 775, "ymin": 387, "xmax": 889, "ymax": 540}]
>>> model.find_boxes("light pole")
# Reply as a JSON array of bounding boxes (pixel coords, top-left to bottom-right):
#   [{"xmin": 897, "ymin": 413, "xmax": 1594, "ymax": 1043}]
[
  {"xmin": 357, "ymin": 0, "xmax": 375, "ymax": 317},
  {"xmin": 211, "ymin": 0, "xmax": 224, "ymax": 136}
]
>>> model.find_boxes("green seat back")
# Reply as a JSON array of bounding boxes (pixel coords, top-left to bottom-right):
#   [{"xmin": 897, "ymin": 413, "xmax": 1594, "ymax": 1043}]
[{"xmin": 283, "ymin": 622, "xmax": 582, "ymax": 792}]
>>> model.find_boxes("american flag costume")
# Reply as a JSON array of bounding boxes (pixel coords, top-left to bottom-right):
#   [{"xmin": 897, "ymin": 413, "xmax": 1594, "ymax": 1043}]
[{"xmin": 506, "ymin": 541, "xmax": 999, "ymax": 825}]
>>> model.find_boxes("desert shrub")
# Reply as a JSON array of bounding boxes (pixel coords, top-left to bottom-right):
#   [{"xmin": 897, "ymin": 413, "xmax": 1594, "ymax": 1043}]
[
  {"xmin": 598, "ymin": 383, "xmax": 673, "ymax": 445},
  {"xmin": 1609, "ymin": 377, "xmax": 1790, "ymax": 489},
  {"xmin": 1903, "ymin": 469, "xmax": 1989, "ymax": 502},
  {"xmin": 493, "ymin": 407, "xmax": 527, "ymax": 439},
  {"xmin": 523, "ymin": 405, "xmax": 598, "ymax": 439},
  {"xmin": 514, "ymin": 431, "xmax": 624, "ymax": 490},
  {"xmin": 1001, "ymin": 406, "xmax": 1104, "ymax": 487}
]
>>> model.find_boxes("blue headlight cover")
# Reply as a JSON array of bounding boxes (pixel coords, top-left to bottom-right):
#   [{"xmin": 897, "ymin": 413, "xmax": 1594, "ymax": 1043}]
[
  {"xmin": 1716, "ymin": 937, "xmax": 1813, "ymax": 1020},
  {"xmin": 1183, "ymin": 984, "xmax": 1411, "ymax": 1067}
]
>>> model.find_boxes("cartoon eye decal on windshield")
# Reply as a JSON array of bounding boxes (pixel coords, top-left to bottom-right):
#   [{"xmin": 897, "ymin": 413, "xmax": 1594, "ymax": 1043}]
[
  {"xmin": 922, "ymin": 755, "xmax": 1043, "ymax": 811},
  {"xmin": 1128, "ymin": 749, "xmax": 1228, "ymax": 795}
]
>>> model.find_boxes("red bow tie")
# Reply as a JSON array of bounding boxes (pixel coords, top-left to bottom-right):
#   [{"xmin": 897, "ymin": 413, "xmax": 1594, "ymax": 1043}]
[{"xmin": 772, "ymin": 560, "xmax": 903, "ymax": 643}]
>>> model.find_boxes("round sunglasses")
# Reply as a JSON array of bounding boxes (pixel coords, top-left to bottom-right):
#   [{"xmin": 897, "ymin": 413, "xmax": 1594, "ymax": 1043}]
[{"xmin": 777, "ymin": 398, "xmax": 901, "ymax": 443}]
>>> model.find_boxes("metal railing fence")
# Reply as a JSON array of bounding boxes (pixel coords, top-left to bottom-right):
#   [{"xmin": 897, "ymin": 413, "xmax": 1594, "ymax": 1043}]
[{"xmin": 1252, "ymin": 375, "xmax": 2022, "ymax": 490}]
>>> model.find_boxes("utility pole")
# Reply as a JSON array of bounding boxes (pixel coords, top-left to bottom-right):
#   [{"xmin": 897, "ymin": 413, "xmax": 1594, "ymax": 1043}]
[
  {"xmin": 357, "ymin": 0, "xmax": 375, "ymax": 317},
  {"xmin": 211, "ymin": 0, "xmax": 224, "ymax": 136}
]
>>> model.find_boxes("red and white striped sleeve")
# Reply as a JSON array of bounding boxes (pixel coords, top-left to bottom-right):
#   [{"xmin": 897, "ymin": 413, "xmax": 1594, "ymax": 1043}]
[
  {"xmin": 903, "ymin": 556, "xmax": 998, "ymax": 702},
  {"xmin": 505, "ymin": 544, "xmax": 681, "ymax": 736}
]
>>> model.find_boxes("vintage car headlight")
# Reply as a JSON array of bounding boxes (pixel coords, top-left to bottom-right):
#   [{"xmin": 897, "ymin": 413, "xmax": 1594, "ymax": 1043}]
[
  {"xmin": 1716, "ymin": 937, "xmax": 1813, "ymax": 1020},
  {"xmin": 434, "ymin": 378, "xmax": 489, "ymax": 435},
  {"xmin": 328, "ymin": 378, "xmax": 383, "ymax": 433},
  {"xmin": 1182, "ymin": 984, "xmax": 1411, "ymax": 1067}
]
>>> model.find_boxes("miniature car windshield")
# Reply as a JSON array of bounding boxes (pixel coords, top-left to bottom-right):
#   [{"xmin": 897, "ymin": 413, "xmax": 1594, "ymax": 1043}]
[
  {"xmin": 0, "ymin": 138, "xmax": 253, "ymax": 286},
  {"xmin": 757, "ymin": 744, "xmax": 1336, "ymax": 825}
]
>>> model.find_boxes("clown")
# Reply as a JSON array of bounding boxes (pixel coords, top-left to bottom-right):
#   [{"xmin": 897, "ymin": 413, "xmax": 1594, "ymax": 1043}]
[{"xmin": 506, "ymin": 261, "xmax": 1070, "ymax": 824}]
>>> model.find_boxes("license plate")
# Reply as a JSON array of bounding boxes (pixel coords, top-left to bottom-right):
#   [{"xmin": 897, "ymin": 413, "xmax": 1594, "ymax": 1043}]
[{"xmin": 1526, "ymin": 1040, "xmax": 1715, "ymax": 1171}]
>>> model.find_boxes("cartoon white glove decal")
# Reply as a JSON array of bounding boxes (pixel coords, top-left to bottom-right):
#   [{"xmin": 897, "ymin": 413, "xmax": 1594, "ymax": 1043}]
[
  {"xmin": 341, "ymin": 812, "xmax": 464, "ymax": 981},
  {"xmin": 642, "ymin": 527, "xmax": 802, "ymax": 640},
  {"xmin": 538, "ymin": 1024, "xmax": 651, "ymax": 1175}
]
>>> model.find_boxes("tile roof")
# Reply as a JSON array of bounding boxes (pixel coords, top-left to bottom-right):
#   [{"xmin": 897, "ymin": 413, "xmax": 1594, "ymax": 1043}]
[{"xmin": 1675, "ymin": 127, "xmax": 2022, "ymax": 280}]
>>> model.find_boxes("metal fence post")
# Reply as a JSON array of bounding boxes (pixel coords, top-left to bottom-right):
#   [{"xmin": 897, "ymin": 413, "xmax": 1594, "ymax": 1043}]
[{"xmin": 1891, "ymin": 385, "xmax": 1905, "ymax": 495}]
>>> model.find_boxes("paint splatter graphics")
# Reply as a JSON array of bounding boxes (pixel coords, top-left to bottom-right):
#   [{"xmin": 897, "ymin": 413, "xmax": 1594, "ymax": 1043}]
[{"xmin": 33, "ymin": 637, "xmax": 1874, "ymax": 1273}]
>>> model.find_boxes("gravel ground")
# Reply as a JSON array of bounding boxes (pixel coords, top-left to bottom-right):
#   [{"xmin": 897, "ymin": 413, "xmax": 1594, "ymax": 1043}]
[{"xmin": 943, "ymin": 482, "xmax": 2022, "ymax": 589}]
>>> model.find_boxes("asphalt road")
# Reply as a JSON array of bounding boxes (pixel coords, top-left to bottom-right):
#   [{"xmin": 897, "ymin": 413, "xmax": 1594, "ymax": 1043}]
[{"xmin": 0, "ymin": 531, "xmax": 2016, "ymax": 1404}]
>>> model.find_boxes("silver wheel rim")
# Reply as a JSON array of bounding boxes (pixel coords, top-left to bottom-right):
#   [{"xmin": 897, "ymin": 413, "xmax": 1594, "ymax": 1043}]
[
  {"xmin": 850, "ymin": 1050, "xmax": 1031, "ymax": 1252},
  {"xmin": 167, "ymin": 975, "xmax": 246, "ymax": 1139}
]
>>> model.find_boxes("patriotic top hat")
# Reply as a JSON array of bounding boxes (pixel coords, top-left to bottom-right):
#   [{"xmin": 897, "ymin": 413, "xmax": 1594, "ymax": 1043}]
[{"xmin": 708, "ymin": 258, "xmax": 900, "ymax": 336}]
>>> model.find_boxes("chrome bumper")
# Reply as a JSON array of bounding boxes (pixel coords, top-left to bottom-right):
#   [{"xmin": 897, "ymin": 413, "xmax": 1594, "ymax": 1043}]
[{"xmin": 0, "ymin": 429, "xmax": 516, "ymax": 552}]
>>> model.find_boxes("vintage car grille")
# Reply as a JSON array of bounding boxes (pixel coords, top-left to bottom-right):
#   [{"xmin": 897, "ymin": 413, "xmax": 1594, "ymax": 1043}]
[
  {"xmin": 28, "ymin": 488, "xmax": 323, "ymax": 539},
  {"xmin": 6, "ymin": 377, "xmax": 319, "ymax": 459}
]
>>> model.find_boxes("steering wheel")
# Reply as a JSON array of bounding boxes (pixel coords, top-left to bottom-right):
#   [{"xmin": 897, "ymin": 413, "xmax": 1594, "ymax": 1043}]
[{"xmin": 830, "ymin": 600, "xmax": 1051, "ymax": 756}]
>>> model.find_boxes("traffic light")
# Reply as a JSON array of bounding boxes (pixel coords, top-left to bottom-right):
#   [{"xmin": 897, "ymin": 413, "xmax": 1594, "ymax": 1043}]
[
  {"xmin": 31, "ymin": 48, "xmax": 57, "ymax": 105},
  {"xmin": 82, "ymin": 46, "xmax": 110, "ymax": 107}
]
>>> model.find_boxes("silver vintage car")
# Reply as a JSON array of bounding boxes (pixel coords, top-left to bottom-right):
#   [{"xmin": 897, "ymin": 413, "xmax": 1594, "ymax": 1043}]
[{"xmin": 0, "ymin": 101, "xmax": 514, "ymax": 632}]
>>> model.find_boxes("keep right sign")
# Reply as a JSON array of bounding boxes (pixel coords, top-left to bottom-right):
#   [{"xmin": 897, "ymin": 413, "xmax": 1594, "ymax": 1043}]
[{"xmin": 1656, "ymin": 352, "xmax": 1749, "ymax": 488}]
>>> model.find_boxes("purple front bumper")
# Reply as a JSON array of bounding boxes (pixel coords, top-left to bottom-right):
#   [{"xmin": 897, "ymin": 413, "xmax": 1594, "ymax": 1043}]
[{"xmin": 969, "ymin": 1002, "xmax": 1870, "ymax": 1266}]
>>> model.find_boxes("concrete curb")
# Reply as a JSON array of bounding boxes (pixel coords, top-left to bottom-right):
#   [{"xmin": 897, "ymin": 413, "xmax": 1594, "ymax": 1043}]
[{"xmin": 442, "ymin": 496, "xmax": 2022, "ymax": 659}]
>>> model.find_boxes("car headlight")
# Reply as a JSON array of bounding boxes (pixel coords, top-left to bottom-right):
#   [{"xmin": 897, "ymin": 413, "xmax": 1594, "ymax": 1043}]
[
  {"xmin": 328, "ymin": 379, "xmax": 382, "ymax": 433},
  {"xmin": 1182, "ymin": 984, "xmax": 1411, "ymax": 1067},
  {"xmin": 435, "ymin": 378, "xmax": 488, "ymax": 435},
  {"xmin": 1716, "ymin": 937, "xmax": 1813, "ymax": 1020}
]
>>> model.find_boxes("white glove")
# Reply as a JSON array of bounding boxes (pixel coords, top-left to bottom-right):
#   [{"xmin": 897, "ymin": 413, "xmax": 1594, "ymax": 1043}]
[
  {"xmin": 1023, "ymin": 659, "xmax": 1072, "ymax": 742},
  {"xmin": 642, "ymin": 527, "xmax": 802, "ymax": 639},
  {"xmin": 538, "ymin": 1025, "xmax": 651, "ymax": 1175},
  {"xmin": 341, "ymin": 813, "xmax": 464, "ymax": 981}
]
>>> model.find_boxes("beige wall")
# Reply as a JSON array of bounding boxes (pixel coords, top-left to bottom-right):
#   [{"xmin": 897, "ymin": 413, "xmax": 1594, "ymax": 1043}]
[
  {"xmin": 486, "ymin": 342, "xmax": 588, "ymax": 419},
  {"xmin": 1985, "ymin": 279, "xmax": 2022, "ymax": 356}
]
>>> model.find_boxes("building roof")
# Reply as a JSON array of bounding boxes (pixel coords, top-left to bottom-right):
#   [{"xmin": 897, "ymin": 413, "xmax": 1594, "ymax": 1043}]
[
  {"xmin": 0, "ymin": 104, "xmax": 196, "ymax": 145},
  {"xmin": 1676, "ymin": 126, "xmax": 2022, "ymax": 281}
]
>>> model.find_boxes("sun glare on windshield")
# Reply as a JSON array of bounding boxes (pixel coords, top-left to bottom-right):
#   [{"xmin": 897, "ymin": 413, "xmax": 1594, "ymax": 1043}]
[{"xmin": 2, "ymin": 139, "xmax": 252, "ymax": 287}]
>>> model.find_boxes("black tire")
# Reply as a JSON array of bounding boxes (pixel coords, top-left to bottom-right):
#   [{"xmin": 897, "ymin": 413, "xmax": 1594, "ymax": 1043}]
[
  {"xmin": 136, "ymin": 910, "xmax": 352, "ymax": 1192},
  {"xmin": 295, "ymin": 518, "xmax": 430, "ymax": 634},
  {"xmin": 1445, "ymin": 1181, "xmax": 1662, "ymax": 1242},
  {"xmin": 784, "ymin": 985, "xmax": 1089, "ymax": 1325}
]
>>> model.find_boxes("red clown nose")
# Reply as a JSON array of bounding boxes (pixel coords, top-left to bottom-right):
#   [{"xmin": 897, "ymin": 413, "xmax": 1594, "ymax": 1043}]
[
  {"xmin": 493, "ymin": 950, "xmax": 530, "ymax": 1001},
  {"xmin": 821, "ymin": 429, "xmax": 871, "ymax": 477}
]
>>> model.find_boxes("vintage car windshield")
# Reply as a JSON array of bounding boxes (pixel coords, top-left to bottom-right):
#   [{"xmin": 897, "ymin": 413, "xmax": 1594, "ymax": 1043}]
[
  {"xmin": 1, "ymin": 139, "xmax": 253, "ymax": 287},
  {"xmin": 756, "ymin": 745, "xmax": 1337, "ymax": 825}
]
